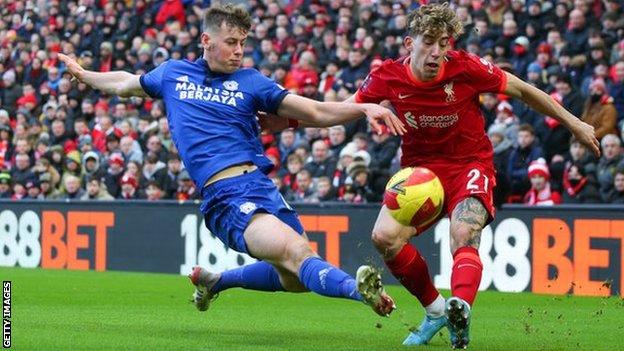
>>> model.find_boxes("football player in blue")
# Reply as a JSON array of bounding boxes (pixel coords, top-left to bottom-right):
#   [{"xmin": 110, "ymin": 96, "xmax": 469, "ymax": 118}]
[{"xmin": 59, "ymin": 4, "xmax": 404, "ymax": 317}]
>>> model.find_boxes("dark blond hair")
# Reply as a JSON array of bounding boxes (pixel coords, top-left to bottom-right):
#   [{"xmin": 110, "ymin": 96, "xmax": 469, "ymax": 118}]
[
  {"xmin": 203, "ymin": 4, "xmax": 251, "ymax": 33},
  {"xmin": 407, "ymin": 2, "xmax": 464, "ymax": 39}
]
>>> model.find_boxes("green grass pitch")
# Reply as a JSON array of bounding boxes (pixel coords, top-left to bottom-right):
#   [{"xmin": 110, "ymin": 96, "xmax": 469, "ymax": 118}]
[{"xmin": 3, "ymin": 267, "xmax": 623, "ymax": 350}]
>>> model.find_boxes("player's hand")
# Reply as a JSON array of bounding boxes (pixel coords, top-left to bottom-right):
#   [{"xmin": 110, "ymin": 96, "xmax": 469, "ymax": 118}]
[
  {"xmin": 363, "ymin": 104, "xmax": 406, "ymax": 136},
  {"xmin": 571, "ymin": 120, "xmax": 600, "ymax": 157},
  {"xmin": 58, "ymin": 53, "xmax": 86, "ymax": 83},
  {"xmin": 258, "ymin": 111, "xmax": 289, "ymax": 133}
]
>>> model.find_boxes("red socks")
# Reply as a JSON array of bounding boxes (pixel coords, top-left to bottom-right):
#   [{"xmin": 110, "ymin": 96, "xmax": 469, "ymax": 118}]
[
  {"xmin": 385, "ymin": 243, "xmax": 439, "ymax": 306},
  {"xmin": 450, "ymin": 246, "xmax": 483, "ymax": 305}
]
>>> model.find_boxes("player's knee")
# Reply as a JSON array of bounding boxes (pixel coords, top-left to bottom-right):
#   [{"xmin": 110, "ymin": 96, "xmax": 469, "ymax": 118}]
[
  {"xmin": 371, "ymin": 227, "xmax": 401, "ymax": 253},
  {"xmin": 450, "ymin": 224, "xmax": 480, "ymax": 253}
]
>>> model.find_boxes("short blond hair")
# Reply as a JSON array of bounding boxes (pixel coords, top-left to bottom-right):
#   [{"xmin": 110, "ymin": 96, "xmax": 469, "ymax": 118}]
[{"xmin": 407, "ymin": 2, "xmax": 464, "ymax": 39}]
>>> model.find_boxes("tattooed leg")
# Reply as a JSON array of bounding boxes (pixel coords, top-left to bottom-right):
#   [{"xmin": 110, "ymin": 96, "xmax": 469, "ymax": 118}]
[{"xmin": 449, "ymin": 197, "xmax": 488, "ymax": 254}]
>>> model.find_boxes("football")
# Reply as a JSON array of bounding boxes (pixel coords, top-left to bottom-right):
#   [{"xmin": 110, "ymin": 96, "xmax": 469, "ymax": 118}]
[{"xmin": 383, "ymin": 167, "xmax": 445, "ymax": 230}]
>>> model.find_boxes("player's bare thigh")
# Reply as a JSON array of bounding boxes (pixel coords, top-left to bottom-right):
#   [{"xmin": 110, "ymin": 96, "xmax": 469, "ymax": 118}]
[
  {"xmin": 449, "ymin": 197, "xmax": 488, "ymax": 254},
  {"xmin": 371, "ymin": 205, "xmax": 417, "ymax": 260},
  {"xmin": 243, "ymin": 213, "xmax": 315, "ymax": 289}
]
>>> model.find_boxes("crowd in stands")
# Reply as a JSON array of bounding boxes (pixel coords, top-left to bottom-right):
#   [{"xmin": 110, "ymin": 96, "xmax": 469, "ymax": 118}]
[{"xmin": 1, "ymin": 0, "xmax": 624, "ymax": 205}]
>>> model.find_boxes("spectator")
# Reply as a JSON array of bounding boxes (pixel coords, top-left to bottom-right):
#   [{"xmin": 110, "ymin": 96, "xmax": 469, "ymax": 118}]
[
  {"xmin": 368, "ymin": 126, "xmax": 400, "ymax": 193},
  {"xmin": 81, "ymin": 175, "xmax": 114, "ymax": 201},
  {"xmin": 524, "ymin": 158, "xmax": 562, "ymax": 206},
  {"xmin": 534, "ymin": 93, "xmax": 572, "ymax": 163},
  {"xmin": 60, "ymin": 175, "xmax": 85, "ymax": 200},
  {"xmin": 175, "ymin": 169, "xmax": 199, "ymax": 201},
  {"xmin": 280, "ymin": 153, "xmax": 303, "ymax": 194},
  {"xmin": 305, "ymin": 139, "xmax": 337, "ymax": 179},
  {"xmin": 596, "ymin": 134, "xmax": 624, "ymax": 201},
  {"xmin": 507, "ymin": 124, "xmax": 544, "ymax": 201},
  {"xmin": 145, "ymin": 180, "xmax": 164, "ymax": 201},
  {"xmin": 24, "ymin": 178, "xmax": 43, "ymax": 200},
  {"xmin": 60, "ymin": 150, "xmax": 82, "ymax": 192},
  {"xmin": 348, "ymin": 160, "xmax": 375, "ymax": 203},
  {"xmin": 1, "ymin": 70, "xmax": 21, "ymax": 116},
  {"xmin": 609, "ymin": 60, "xmax": 624, "ymax": 123},
  {"xmin": 488, "ymin": 101, "xmax": 519, "ymax": 143},
  {"xmin": 340, "ymin": 48, "xmax": 370, "ymax": 93},
  {"xmin": 142, "ymin": 152, "xmax": 167, "ymax": 190},
  {"xmin": 286, "ymin": 169, "xmax": 317, "ymax": 203},
  {"xmin": 0, "ymin": 172, "xmax": 12, "ymax": 198},
  {"xmin": 316, "ymin": 176, "xmax": 337, "ymax": 201},
  {"xmin": 164, "ymin": 153, "xmax": 183, "ymax": 199},
  {"xmin": 328, "ymin": 125, "xmax": 348, "ymax": 157},
  {"xmin": 38, "ymin": 172, "xmax": 59, "ymax": 199},
  {"xmin": 145, "ymin": 134, "xmax": 169, "ymax": 163},
  {"xmin": 561, "ymin": 161, "xmax": 601, "ymax": 203},
  {"xmin": 118, "ymin": 173, "xmax": 140, "ymax": 200},
  {"xmin": 103, "ymin": 153, "xmax": 125, "ymax": 198},
  {"xmin": 10, "ymin": 153, "xmax": 34, "ymax": 186},
  {"xmin": 277, "ymin": 129, "xmax": 298, "ymax": 167},
  {"xmin": 554, "ymin": 74, "xmax": 584, "ymax": 117},
  {"xmin": 580, "ymin": 79, "xmax": 618, "ymax": 140},
  {"xmin": 606, "ymin": 169, "xmax": 624, "ymax": 203},
  {"xmin": 81, "ymin": 151, "xmax": 103, "ymax": 185},
  {"xmin": 488, "ymin": 124, "xmax": 513, "ymax": 208},
  {"xmin": 120, "ymin": 135, "xmax": 143, "ymax": 164}
]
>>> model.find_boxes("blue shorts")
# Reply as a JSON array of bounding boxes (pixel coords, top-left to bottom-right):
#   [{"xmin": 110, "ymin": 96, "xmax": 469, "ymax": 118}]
[{"xmin": 200, "ymin": 169, "xmax": 304, "ymax": 254}]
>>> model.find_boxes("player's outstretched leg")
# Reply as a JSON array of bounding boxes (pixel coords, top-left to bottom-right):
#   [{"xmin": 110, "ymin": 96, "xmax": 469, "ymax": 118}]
[
  {"xmin": 445, "ymin": 296, "xmax": 471, "ymax": 349},
  {"xmin": 371, "ymin": 207, "xmax": 443, "ymax": 339},
  {"xmin": 355, "ymin": 265, "xmax": 396, "ymax": 316},
  {"xmin": 298, "ymin": 257, "xmax": 396, "ymax": 316},
  {"xmin": 189, "ymin": 266, "xmax": 221, "ymax": 311},
  {"xmin": 188, "ymin": 261, "xmax": 285, "ymax": 311}
]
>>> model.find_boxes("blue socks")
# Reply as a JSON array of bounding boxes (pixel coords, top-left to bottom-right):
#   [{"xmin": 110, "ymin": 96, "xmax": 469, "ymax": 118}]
[
  {"xmin": 211, "ymin": 261, "xmax": 285, "ymax": 293},
  {"xmin": 298, "ymin": 257, "xmax": 362, "ymax": 301},
  {"xmin": 209, "ymin": 257, "xmax": 363, "ymax": 302}
]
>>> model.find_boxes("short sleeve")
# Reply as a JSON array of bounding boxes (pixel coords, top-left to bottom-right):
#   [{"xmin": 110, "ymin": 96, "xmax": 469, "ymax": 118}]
[
  {"xmin": 354, "ymin": 67, "xmax": 388, "ymax": 104},
  {"xmin": 139, "ymin": 61, "xmax": 170, "ymax": 99},
  {"xmin": 462, "ymin": 53, "xmax": 507, "ymax": 94},
  {"xmin": 252, "ymin": 71, "xmax": 289, "ymax": 113}
]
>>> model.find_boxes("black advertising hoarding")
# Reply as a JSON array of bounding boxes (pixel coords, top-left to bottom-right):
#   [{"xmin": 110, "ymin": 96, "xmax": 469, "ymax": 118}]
[{"xmin": 0, "ymin": 201, "xmax": 622, "ymax": 297}]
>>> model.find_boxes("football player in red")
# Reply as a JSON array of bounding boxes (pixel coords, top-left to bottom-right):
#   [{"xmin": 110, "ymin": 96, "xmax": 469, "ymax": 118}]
[
  {"xmin": 347, "ymin": 3, "xmax": 599, "ymax": 348},
  {"xmin": 260, "ymin": 3, "xmax": 598, "ymax": 348}
]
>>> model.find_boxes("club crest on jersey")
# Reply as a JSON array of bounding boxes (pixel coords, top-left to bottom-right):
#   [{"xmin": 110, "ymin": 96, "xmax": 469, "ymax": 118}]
[
  {"xmin": 223, "ymin": 80, "xmax": 239, "ymax": 91},
  {"xmin": 479, "ymin": 57, "xmax": 494, "ymax": 74},
  {"xmin": 444, "ymin": 81, "xmax": 456, "ymax": 103}
]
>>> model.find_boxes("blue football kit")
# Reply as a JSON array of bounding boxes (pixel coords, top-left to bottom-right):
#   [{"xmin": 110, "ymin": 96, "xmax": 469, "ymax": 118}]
[
  {"xmin": 141, "ymin": 58, "xmax": 364, "ymax": 303},
  {"xmin": 140, "ymin": 58, "xmax": 303, "ymax": 253}
]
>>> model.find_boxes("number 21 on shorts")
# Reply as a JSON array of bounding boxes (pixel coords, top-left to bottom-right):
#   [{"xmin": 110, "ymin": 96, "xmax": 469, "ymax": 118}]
[{"xmin": 466, "ymin": 168, "xmax": 489, "ymax": 194}]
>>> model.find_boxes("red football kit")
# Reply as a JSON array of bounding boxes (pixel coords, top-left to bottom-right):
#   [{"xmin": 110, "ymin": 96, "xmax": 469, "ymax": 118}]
[{"xmin": 355, "ymin": 50, "xmax": 508, "ymax": 225}]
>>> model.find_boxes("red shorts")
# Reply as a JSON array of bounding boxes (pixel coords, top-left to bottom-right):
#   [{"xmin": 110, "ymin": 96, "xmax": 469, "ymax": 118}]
[{"xmin": 414, "ymin": 159, "xmax": 496, "ymax": 232}]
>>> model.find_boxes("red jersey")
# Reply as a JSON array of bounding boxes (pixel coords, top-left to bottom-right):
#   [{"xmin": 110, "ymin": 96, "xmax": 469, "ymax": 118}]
[{"xmin": 355, "ymin": 51, "xmax": 507, "ymax": 167}]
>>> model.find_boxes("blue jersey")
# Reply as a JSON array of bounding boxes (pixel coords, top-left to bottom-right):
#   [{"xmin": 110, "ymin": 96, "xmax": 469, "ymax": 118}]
[{"xmin": 139, "ymin": 58, "xmax": 288, "ymax": 190}]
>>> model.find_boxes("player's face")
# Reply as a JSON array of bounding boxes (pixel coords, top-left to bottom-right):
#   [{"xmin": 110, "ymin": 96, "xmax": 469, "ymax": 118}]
[
  {"xmin": 201, "ymin": 22, "xmax": 247, "ymax": 74},
  {"xmin": 405, "ymin": 32, "xmax": 451, "ymax": 81}
]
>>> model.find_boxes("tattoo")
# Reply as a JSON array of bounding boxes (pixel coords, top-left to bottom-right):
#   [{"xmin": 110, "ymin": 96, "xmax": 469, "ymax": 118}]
[{"xmin": 451, "ymin": 197, "xmax": 488, "ymax": 248}]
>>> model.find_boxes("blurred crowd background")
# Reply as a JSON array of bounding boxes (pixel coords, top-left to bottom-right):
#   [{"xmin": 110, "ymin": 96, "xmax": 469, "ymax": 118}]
[{"xmin": 1, "ymin": 0, "xmax": 624, "ymax": 205}]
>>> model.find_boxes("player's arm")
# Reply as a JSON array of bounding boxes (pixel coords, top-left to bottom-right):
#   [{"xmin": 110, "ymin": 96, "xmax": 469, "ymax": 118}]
[
  {"xmin": 503, "ymin": 72, "xmax": 600, "ymax": 156},
  {"xmin": 276, "ymin": 94, "xmax": 406, "ymax": 135},
  {"xmin": 59, "ymin": 53, "xmax": 148, "ymax": 98}
]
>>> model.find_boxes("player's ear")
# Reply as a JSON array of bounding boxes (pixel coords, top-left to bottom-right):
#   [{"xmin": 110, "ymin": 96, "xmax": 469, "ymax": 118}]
[
  {"xmin": 200, "ymin": 32, "xmax": 212, "ymax": 50},
  {"xmin": 403, "ymin": 36, "xmax": 413, "ymax": 50}
]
